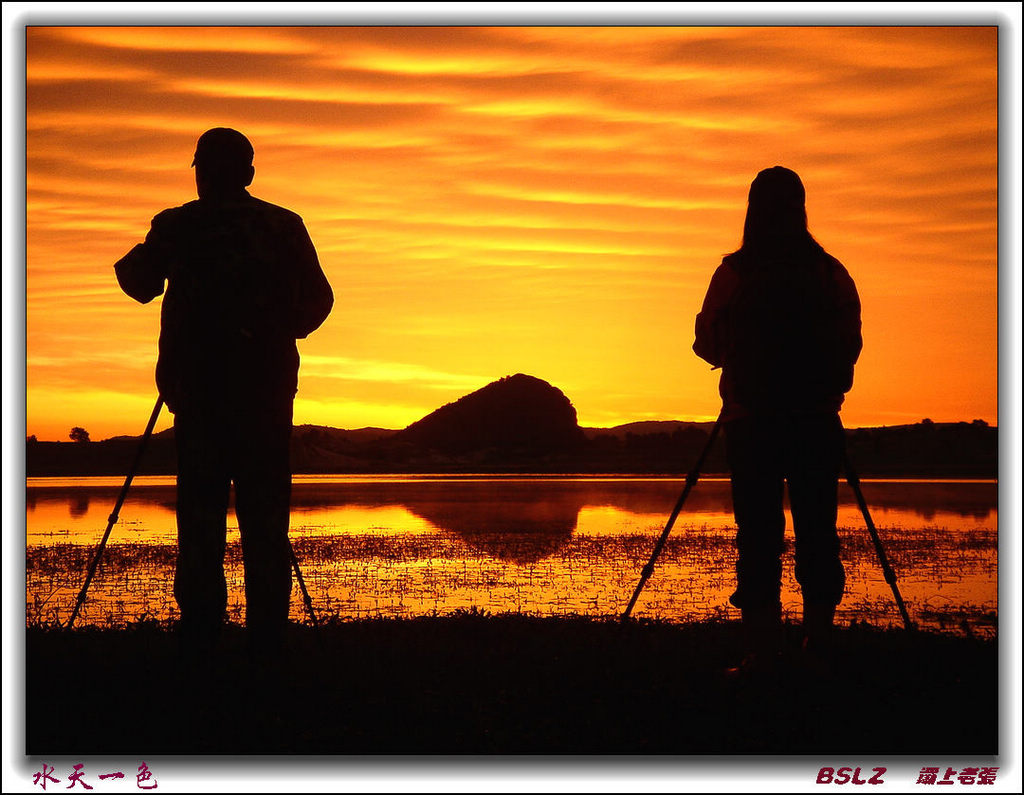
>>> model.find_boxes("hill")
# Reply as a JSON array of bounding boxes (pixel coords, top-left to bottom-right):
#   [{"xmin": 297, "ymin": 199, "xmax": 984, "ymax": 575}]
[{"xmin": 396, "ymin": 373, "xmax": 585, "ymax": 454}]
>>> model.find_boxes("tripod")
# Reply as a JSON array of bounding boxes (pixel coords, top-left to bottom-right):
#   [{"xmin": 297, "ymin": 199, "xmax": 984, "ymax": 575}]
[
  {"xmin": 622, "ymin": 416, "xmax": 915, "ymax": 631},
  {"xmin": 65, "ymin": 396, "xmax": 322, "ymax": 637}
]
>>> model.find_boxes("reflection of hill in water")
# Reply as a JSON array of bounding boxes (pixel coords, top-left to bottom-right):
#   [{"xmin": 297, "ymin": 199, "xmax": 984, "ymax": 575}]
[
  {"xmin": 289, "ymin": 481, "xmax": 724, "ymax": 563},
  {"xmin": 291, "ymin": 480, "xmax": 577, "ymax": 562},
  {"xmin": 405, "ymin": 499, "xmax": 577, "ymax": 564}
]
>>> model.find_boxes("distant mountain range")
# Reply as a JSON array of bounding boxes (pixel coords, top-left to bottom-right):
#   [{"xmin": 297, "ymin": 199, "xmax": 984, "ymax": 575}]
[{"xmin": 26, "ymin": 373, "xmax": 997, "ymax": 478}]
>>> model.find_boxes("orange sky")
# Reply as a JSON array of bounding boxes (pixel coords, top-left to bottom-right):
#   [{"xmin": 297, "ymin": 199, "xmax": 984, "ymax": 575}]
[{"xmin": 24, "ymin": 25, "xmax": 999, "ymax": 440}]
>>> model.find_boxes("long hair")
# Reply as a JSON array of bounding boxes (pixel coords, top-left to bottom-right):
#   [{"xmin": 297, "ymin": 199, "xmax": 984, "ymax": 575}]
[{"xmin": 732, "ymin": 166, "xmax": 823, "ymax": 263}]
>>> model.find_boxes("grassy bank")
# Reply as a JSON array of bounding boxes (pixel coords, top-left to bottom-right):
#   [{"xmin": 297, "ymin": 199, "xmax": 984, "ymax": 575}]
[{"xmin": 25, "ymin": 613, "xmax": 997, "ymax": 755}]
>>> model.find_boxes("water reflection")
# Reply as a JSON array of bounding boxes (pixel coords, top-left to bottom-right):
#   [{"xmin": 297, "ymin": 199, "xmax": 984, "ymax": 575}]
[
  {"xmin": 27, "ymin": 476, "xmax": 998, "ymax": 550},
  {"xmin": 26, "ymin": 476, "xmax": 998, "ymax": 631},
  {"xmin": 403, "ymin": 490, "xmax": 578, "ymax": 563}
]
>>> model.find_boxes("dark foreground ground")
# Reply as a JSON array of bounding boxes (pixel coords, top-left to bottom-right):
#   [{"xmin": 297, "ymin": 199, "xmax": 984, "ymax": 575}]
[{"xmin": 25, "ymin": 614, "xmax": 997, "ymax": 755}]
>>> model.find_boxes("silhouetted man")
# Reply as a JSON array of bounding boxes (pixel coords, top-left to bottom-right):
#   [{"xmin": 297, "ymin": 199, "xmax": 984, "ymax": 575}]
[
  {"xmin": 694, "ymin": 166, "xmax": 862, "ymax": 672},
  {"xmin": 115, "ymin": 128, "xmax": 333, "ymax": 659}
]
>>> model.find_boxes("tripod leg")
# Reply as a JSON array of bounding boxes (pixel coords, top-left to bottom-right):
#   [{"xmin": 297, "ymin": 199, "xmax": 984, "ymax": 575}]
[
  {"xmin": 67, "ymin": 397, "xmax": 164, "ymax": 630},
  {"xmin": 289, "ymin": 540, "xmax": 324, "ymax": 651},
  {"xmin": 621, "ymin": 416, "xmax": 722, "ymax": 621},
  {"xmin": 842, "ymin": 445, "xmax": 916, "ymax": 632}
]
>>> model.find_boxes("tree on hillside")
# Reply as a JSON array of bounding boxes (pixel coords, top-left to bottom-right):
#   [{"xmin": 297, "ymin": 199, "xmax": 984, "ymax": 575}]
[{"xmin": 69, "ymin": 427, "xmax": 91, "ymax": 443}]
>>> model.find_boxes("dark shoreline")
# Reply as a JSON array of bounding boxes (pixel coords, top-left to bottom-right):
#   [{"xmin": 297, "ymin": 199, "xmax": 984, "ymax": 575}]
[
  {"xmin": 25, "ymin": 419, "xmax": 998, "ymax": 479},
  {"xmin": 25, "ymin": 613, "xmax": 997, "ymax": 756}
]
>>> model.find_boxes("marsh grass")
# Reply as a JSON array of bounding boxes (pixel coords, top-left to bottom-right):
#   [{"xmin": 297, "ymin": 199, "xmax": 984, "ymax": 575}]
[{"xmin": 27, "ymin": 519, "xmax": 996, "ymax": 635}]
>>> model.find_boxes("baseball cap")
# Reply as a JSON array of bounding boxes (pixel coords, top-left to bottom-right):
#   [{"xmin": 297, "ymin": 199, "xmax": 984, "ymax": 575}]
[{"xmin": 191, "ymin": 127, "xmax": 254, "ymax": 168}]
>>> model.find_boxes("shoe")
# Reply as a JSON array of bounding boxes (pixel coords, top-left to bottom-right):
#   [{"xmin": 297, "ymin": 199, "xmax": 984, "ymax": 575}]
[
  {"xmin": 801, "ymin": 601, "xmax": 837, "ymax": 679},
  {"xmin": 799, "ymin": 635, "xmax": 836, "ymax": 680},
  {"xmin": 723, "ymin": 650, "xmax": 786, "ymax": 682}
]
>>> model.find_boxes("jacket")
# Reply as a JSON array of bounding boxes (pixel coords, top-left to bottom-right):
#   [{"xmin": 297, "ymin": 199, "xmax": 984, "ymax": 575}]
[
  {"xmin": 115, "ymin": 190, "xmax": 334, "ymax": 413},
  {"xmin": 693, "ymin": 247, "xmax": 862, "ymax": 421}
]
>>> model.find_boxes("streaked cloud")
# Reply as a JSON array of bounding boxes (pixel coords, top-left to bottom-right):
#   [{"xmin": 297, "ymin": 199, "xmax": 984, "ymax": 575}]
[
  {"xmin": 25, "ymin": 25, "xmax": 998, "ymax": 438},
  {"xmin": 299, "ymin": 354, "xmax": 489, "ymax": 391}
]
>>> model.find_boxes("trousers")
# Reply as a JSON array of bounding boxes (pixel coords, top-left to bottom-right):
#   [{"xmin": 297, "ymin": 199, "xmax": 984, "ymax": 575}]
[
  {"xmin": 725, "ymin": 412, "xmax": 846, "ymax": 612},
  {"xmin": 172, "ymin": 396, "xmax": 293, "ymax": 646}
]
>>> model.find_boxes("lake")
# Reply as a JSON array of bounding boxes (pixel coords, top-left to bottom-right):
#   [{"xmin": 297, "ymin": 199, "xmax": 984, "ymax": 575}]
[{"xmin": 26, "ymin": 475, "xmax": 998, "ymax": 636}]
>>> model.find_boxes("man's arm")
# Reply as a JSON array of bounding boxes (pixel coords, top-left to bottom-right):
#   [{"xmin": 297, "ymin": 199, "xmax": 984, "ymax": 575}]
[
  {"xmin": 290, "ymin": 220, "xmax": 334, "ymax": 339},
  {"xmin": 114, "ymin": 211, "xmax": 175, "ymax": 304}
]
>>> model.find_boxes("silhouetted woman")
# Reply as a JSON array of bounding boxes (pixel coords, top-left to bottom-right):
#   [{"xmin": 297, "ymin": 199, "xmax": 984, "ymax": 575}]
[{"xmin": 693, "ymin": 166, "xmax": 862, "ymax": 671}]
